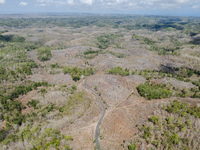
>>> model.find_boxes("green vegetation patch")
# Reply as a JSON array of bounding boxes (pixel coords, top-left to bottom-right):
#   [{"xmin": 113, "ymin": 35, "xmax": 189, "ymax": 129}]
[
  {"xmin": 132, "ymin": 34, "xmax": 156, "ymax": 45},
  {"xmin": 135, "ymin": 68, "xmax": 200, "ymax": 99},
  {"xmin": 138, "ymin": 100, "xmax": 200, "ymax": 149},
  {"xmin": 0, "ymin": 40, "xmax": 38, "ymax": 83},
  {"xmin": 1, "ymin": 125, "xmax": 72, "ymax": 150},
  {"xmin": 60, "ymin": 91, "xmax": 91, "ymax": 116},
  {"xmin": 83, "ymin": 49, "xmax": 99, "ymax": 55},
  {"xmin": 132, "ymin": 33, "xmax": 181, "ymax": 55},
  {"xmin": 37, "ymin": 47, "xmax": 52, "ymax": 61},
  {"xmin": 83, "ymin": 48, "xmax": 126, "ymax": 59},
  {"xmin": 0, "ymin": 34, "xmax": 25, "ymax": 43},
  {"xmin": 0, "ymin": 66, "xmax": 8, "ymax": 81},
  {"xmin": 138, "ymin": 66, "xmax": 197, "ymax": 81},
  {"xmin": 63, "ymin": 67, "xmax": 94, "ymax": 81},
  {"xmin": 165, "ymin": 100, "xmax": 200, "ymax": 118},
  {"xmin": 0, "ymin": 81, "xmax": 49, "ymax": 127},
  {"xmin": 137, "ymin": 82, "xmax": 172, "ymax": 100},
  {"xmin": 105, "ymin": 51, "xmax": 126, "ymax": 58},
  {"xmin": 107, "ymin": 66, "xmax": 129, "ymax": 76},
  {"xmin": 150, "ymin": 45, "xmax": 180, "ymax": 55},
  {"xmin": 83, "ymin": 49, "xmax": 100, "ymax": 59},
  {"xmin": 97, "ymin": 34, "xmax": 123, "ymax": 49}
]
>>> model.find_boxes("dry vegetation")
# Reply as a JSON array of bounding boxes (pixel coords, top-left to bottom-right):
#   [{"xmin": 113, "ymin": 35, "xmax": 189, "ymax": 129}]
[{"xmin": 0, "ymin": 14, "xmax": 200, "ymax": 150}]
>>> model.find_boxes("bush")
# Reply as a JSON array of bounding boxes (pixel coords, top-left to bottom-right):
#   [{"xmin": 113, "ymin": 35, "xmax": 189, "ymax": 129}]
[
  {"xmin": 0, "ymin": 34, "xmax": 25, "ymax": 43},
  {"xmin": 0, "ymin": 129, "xmax": 7, "ymax": 141},
  {"xmin": 97, "ymin": 34, "xmax": 123, "ymax": 49},
  {"xmin": 137, "ymin": 82, "xmax": 172, "ymax": 100},
  {"xmin": 107, "ymin": 66, "xmax": 129, "ymax": 76},
  {"xmin": 27, "ymin": 99, "xmax": 39, "ymax": 109},
  {"xmin": 166, "ymin": 100, "xmax": 200, "ymax": 118},
  {"xmin": 0, "ymin": 66, "xmax": 8, "ymax": 81},
  {"xmin": 128, "ymin": 141, "xmax": 136, "ymax": 150},
  {"xmin": 167, "ymin": 133, "xmax": 180, "ymax": 145},
  {"xmin": 37, "ymin": 47, "xmax": 52, "ymax": 61},
  {"xmin": 59, "ymin": 107, "xmax": 64, "ymax": 112},
  {"xmin": 5, "ymin": 123, "xmax": 12, "ymax": 129},
  {"xmin": 72, "ymin": 85, "xmax": 77, "ymax": 90},
  {"xmin": 137, "ymin": 100, "xmax": 199, "ymax": 150},
  {"xmin": 150, "ymin": 115, "xmax": 158, "ymax": 124},
  {"xmin": 63, "ymin": 67, "xmax": 94, "ymax": 81},
  {"xmin": 83, "ymin": 49, "xmax": 99, "ymax": 55},
  {"xmin": 106, "ymin": 51, "xmax": 126, "ymax": 58},
  {"xmin": 38, "ymin": 88, "xmax": 47, "ymax": 96},
  {"xmin": 131, "ymin": 71, "xmax": 136, "ymax": 75},
  {"xmin": 64, "ymin": 135, "xmax": 73, "ymax": 141},
  {"xmin": 12, "ymin": 116, "xmax": 24, "ymax": 125},
  {"xmin": 142, "ymin": 126, "xmax": 151, "ymax": 139}
]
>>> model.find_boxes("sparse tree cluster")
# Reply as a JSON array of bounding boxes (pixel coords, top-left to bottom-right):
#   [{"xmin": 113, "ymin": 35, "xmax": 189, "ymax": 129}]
[
  {"xmin": 137, "ymin": 82, "xmax": 172, "ymax": 100},
  {"xmin": 63, "ymin": 67, "xmax": 94, "ymax": 81},
  {"xmin": 135, "ymin": 100, "xmax": 200, "ymax": 149},
  {"xmin": 37, "ymin": 47, "xmax": 52, "ymax": 61},
  {"xmin": 107, "ymin": 66, "xmax": 129, "ymax": 76}
]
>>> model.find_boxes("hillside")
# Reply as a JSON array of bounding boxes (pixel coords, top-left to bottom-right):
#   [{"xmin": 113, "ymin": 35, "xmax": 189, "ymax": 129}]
[{"xmin": 0, "ymin": 14, "xmax": 200, "ymax": 150}]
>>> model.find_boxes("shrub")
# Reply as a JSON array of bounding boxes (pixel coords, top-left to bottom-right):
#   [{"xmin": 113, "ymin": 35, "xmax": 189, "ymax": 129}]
[
  {"xmin": 107, "ymin": 66, "xmax": 129, "ymax": 76},
  {"xmin": 64, "ymin": 135, "xmax": 73, "ymax": 141},
  {"xmin": 142, "ymin": 126, "xmax": 151, "ymax": 139},
  {"xmin": 83, "ymin": 49, "xmax": 99, "ymax": 55},
  {"xmin": 63, "ymin": 67, "xmax": 94, "ymax": 81},
  {"xmin": 106, "ymin": 51, "xmax": 126, "ymax": 58},
  {"xmin": 131, "ymin": 71, "xmax": 136, "ymax": 75},
  {"xmin": 0, "ymin": 66, "xmax": 8, "ymax": 81},
  {"xmin": 51, "ymin": 63, "xmax": 60, "ymax": 68},
  {"xmin": 150, "ymin": 115, "xmax": 158, "ymax": 124},
  {"xmin": 137, "ymin": 82, "xmax": 172, "ymax": 100},
  {"xmin": 12, "ymin": 115, "xmax": 24, "ymax": 125},
  {"xmin": 27, "ymin": 99, "xmax": 39, "ymax": 109},
  {"xmin": 38, "ymin": 88, "xmax": 47, "ymax": 96},
  {"xmin": 167, "ymin": 133, "xmax": 180, "ymax": 145},
  {"xmin": 0, "ymin": 129, "xmax": 7, "ymax": 142},
  {"xmin": 128, "ymin": 141, "xmax": 136, "ymax": 150},
  {"xmin": 37, "ymin": 47, "xmax": 52, "ymax": 61},
  {"xmin": 72, "ymin": 85, "xmax": 77, "ymax": 90},
  {"xmin": 166, "ymin": 100, "xmax": 200, "ymax": 118},
  {"xmin": 5, "ymin": 123, "xmax": 12, "ymax": 129},
  {"xmin": 97, "ymin": 34, "xmax": 123, "ymax": 49},
  {"xmin": 59, "ymin": 107, "xmax": 64, "ymax": 112}
]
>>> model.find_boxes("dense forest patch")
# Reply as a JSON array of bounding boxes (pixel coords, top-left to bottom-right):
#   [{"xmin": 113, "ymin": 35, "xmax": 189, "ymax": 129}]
[{"xmin": 137, "ymin": 82, "xmax": 172, "ymax": 100}]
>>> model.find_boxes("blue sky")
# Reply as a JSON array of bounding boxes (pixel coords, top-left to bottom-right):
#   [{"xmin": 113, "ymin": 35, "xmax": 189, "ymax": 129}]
[{"xmin": 0, "ymin": 0, "xmax": 200, "ymax": 16}]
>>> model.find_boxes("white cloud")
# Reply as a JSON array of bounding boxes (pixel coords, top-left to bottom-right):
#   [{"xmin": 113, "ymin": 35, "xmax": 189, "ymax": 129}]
[
  {"xmin": 80, "ymin": 0, "xmax": 93, "ymax": 5},
  {"xmin": 68, "ymin": 0, "xmax": 74, "ymax": 5},
  {"xmin": 55, "ymin": 1, "xmax": 67, "ymax": 6},
  {"xmin": 19, "ymin": 1, "xmax": 28, "ymax": 6},
  {"xmin": 175, "ymin": 0, "xmax": 189, "ymax": 3},
  {"xmin": 34, "ymin": 0, "xmax": 200, "ymax": 11},
  {"xmin": 192, "ymin": 5, "xmax": 199, "ymax": 9},
  {"xmin": 39, "ymin": 3, "xmax": 47, "ymax": 6},
  {"xmin": 116, "ymin": 0, "xmax": 128, "ymax": 3},
  {"xmin": 0, "ymin": 0, "xmax": 5, "ymax": 4},
  {"xmin": 36, "ymin": 0, "xmax": 67, "ymax": 6}
]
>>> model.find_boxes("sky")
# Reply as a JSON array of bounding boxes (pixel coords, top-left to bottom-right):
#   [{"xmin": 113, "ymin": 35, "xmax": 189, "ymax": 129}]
[{"xmin": 0, "ymin": 0, "xmax": 200, "ymax": 16}]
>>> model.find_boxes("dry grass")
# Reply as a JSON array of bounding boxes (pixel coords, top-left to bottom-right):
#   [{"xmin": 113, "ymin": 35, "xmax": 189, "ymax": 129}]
[{"xmin": 1, "ymin": 19, "xmax": 200, "ymax": 150}]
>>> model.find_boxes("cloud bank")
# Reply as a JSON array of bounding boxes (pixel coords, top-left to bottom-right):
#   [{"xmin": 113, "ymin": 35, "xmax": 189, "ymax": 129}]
[
  {"xmin": 0, "ymin": 0, "xmax": 199, "ymax": 16},
  {"xmin": 0, "ymin": 0, "xmax": 5, "ymax": 4},
  {"xmin": 34, "ymin": 0, "xmax": 200, "ymax": 10},
  {"xmin": 19, "ymin": 1, "xmax": 28, "ymax": 6}
]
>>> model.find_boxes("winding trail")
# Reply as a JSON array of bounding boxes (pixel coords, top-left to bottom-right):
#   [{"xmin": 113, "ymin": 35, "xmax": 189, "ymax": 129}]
[{"xmin": 83, "ymin": 74, "xmax": 106, "ymax": 150}]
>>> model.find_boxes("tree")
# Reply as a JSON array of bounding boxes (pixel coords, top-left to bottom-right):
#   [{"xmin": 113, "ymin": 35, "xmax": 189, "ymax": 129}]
[{"xmin": 37, "ymin": 47, "xmax": 52, "ymax": 61}]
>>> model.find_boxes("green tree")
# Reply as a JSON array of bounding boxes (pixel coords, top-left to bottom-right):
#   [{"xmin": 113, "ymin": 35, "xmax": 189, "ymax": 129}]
[{"xmin": 37, "ymin": 47, "xmax": 52, "ymax": 61}]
